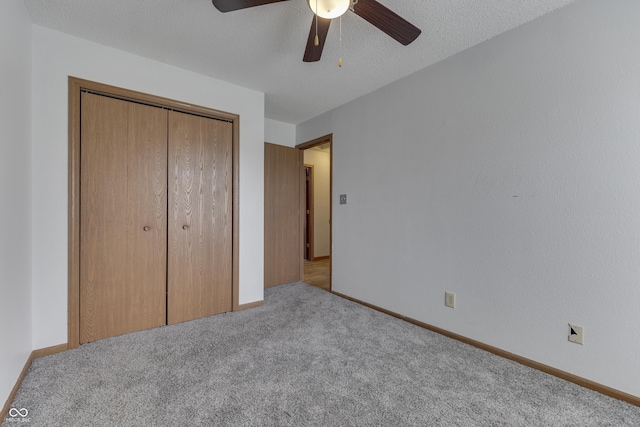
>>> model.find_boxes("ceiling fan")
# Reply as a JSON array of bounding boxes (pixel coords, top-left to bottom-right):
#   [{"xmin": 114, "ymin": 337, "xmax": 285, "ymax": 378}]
[{"xmin": 211, "ymin": 0, "xmax": 421, "ymax": 63}]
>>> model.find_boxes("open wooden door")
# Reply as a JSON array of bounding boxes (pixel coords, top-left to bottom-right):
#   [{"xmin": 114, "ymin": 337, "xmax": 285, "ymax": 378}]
[{"xmin": 264, "ymin": 143, "xmax": 303, "ymax": 288}]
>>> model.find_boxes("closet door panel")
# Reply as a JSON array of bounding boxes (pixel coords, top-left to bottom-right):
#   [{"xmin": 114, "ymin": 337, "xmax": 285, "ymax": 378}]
[
  {"xmin": 125, "ymin": 102, "xmax": 168, "ymax": 332},
  {"xmin": 80, "ymin": 93, "xmax": 128, "ymax": 343},
  {"xmin": 167, "ymin": 111, "xmax": 232, "ymax": 324},
  {"xmin": 80, "ymin": 93, "xmax": 167, "ymax": 343}
]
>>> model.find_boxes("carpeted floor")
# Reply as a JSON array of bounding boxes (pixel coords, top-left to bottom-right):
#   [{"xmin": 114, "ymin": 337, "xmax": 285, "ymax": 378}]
[{"xmin": 5, "ymin": 283, "xmax": 640, "ymax": 426}]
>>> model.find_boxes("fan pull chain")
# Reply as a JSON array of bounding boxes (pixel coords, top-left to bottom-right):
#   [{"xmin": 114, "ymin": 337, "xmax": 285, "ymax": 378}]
[
  {"xmin": 314, "ymin": 0, "xmax": 319, "ymax": 46},
  {"xmin": 338, "ymin": 16, "xmax": 343, "ymax": 67}
]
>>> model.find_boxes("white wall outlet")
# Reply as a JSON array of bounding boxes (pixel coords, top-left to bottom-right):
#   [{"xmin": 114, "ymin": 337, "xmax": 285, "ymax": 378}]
[
  {"xmin": 445, "ymin": 292, "xmax": 456, "ymax": 308},
  {"xmin": 568, "ymin": 323, "xmax": 584, "ymax": 345}
]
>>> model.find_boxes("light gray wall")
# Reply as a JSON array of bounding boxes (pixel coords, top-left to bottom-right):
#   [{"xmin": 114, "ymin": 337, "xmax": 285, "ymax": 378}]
[
  {"xmin": 31, "ymin": 26, "xmax": 265, "ymax": 349},
  {"xmin": 0, "ymin": 0, "xmax": 32, "ymax": 405},
  {"xmin": 265, "ymin": 119, "xmax": 296, "ymax": 147},
  {"xmin": 297, "ymin": 0, "xmax": 640, "ymax": 397}
]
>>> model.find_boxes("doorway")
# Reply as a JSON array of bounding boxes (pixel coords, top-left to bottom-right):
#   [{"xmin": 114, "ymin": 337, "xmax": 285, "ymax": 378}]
[
  {"xmin": 262, "ymin": 135, "xmax": 332, "ymax": 291},
  {"xmin": 297, "ymin": 135, "xmax": 332, "ymax": 292}
]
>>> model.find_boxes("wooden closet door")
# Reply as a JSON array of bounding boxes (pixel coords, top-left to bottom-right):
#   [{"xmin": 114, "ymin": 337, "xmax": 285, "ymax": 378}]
[
  {"xmin": 167, "ymin": 111, "xmax": 232, "ymax": 324},
  {"xmin": 80, "ymin": 93, "xmax": 168, "ymax": 343}
]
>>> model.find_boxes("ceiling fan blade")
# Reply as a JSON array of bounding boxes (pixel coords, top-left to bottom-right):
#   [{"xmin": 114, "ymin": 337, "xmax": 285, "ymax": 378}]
[
  {"xmin": 212, "ymin": 0, "xmax": 289, "ymax": 13},
  {"xmin": 352, "ymin": 0, "xmax": 421, "ymax": 46},
  {"xmin": 303, "ymin": 16, "xmax": 331, "ymax": 62}
]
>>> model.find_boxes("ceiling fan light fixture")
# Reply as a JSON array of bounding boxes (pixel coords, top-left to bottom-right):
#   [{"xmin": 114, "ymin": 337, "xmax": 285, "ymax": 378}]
[{"xmin": 308, "ymin": 0, "xmax": 350, "ymax": 19}]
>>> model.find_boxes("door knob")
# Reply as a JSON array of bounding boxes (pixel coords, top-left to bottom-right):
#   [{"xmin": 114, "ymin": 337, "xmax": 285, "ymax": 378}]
[
  {"xmin": 143, "ymin": 226, "xmax": 151, "ymax": 231},
  {"xmin": 182, "ymin": 225, "xmax": 189, "ymax": 230}
]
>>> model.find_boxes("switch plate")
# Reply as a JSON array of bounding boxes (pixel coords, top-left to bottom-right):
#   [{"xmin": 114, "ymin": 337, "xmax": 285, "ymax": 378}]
[
  {"xmin": 568, "ymin": 323, "xmax": 584, "ymax": 345},
  {"xmin": 445, "ymin": 292, "xmax": 456, "ymax": 308},
  {"xmin": 340, "ymin": 194, "xmax": 347, "ymax": 205}
]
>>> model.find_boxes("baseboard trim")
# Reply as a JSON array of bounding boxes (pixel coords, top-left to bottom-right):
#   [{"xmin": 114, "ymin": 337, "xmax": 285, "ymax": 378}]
[
  {"xmin": 236, "ymin": 300, "xmax": 264, "ymax": 311},
  {"xmin": 1, "ymin": 353, "xmax": 34, "ymax": 422},
  {"xmin": 32, "ymin": 343, "xmax": 69, "ymax": 359},
  {"xmin": 332, "ymin": 291, "xmax": 640, "ymax": 408},
  {"xmin": 1, "ymin": 343, "xmax": 68, "ymax": 421},
  {"xmin": 313, "ymin": 256, "xmax": 330, "ymax": 261}
]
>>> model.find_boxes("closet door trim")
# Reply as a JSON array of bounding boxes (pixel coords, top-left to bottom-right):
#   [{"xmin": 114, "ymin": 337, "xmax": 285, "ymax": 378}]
[{"xmin": 68, "ymin": 77, "xmax": 240, "ymax": 349}]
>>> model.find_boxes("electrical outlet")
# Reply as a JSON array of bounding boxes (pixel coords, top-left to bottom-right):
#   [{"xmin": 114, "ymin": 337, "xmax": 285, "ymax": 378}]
[
  {"xmin": 568, "ymin": 323, "xmax": 584, "ymax": 345},
  {"xmin": 339, "ymin": 194, "xmax": 347, "ymax": 205},
  {"xmin": 445, "ymin": 292, "xmax": 456, "ymax": 308}
]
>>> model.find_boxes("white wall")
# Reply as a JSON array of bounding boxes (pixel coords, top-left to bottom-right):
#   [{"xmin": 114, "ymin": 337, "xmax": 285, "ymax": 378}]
[
  {"xmin": 265, "ymin": 119, "xmax": 296, "ymax": 147},
  {"xmin": 297, "ymin": 0, "xmax": 640, "ymax": 397},
  {"xmin": 0, "ymin": 0, "xmax": 32, "ymax": 406},
  {"xmin": 31, "ymin": 26, "xmax": 265, "ymax": 349},
  {"xmin": 304, "ymin": 149, "xmax": 331, "ymax": 258}
]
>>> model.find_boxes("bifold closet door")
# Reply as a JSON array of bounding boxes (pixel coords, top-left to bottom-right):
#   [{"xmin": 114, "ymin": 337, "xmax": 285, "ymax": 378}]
[
  {"xmin": 80, "ymin": 93, "xmax": 168, "ymax": 343},
  {"xmin": 167, "ymin": 111, "xmax": 233, "ymax": 324}
]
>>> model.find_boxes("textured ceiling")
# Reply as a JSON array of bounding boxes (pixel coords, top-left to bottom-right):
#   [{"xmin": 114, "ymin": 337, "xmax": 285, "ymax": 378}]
[{"xmin": 23, "ymin": 0, "xmax": 576, "ymax": 124}]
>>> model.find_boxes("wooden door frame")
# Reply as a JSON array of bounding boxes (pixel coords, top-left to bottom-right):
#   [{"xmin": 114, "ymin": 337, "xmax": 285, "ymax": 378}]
[
  {"xmin": 296, "ymin": 134, "xmax": 332, "ymax": 291},
  {"xmin": 68, "ymin": 76, "xmax": 241, "ymax": 349},
  {"xmin": 304, "ymin": 164, "xmax": 315, "ymax": 261}
]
